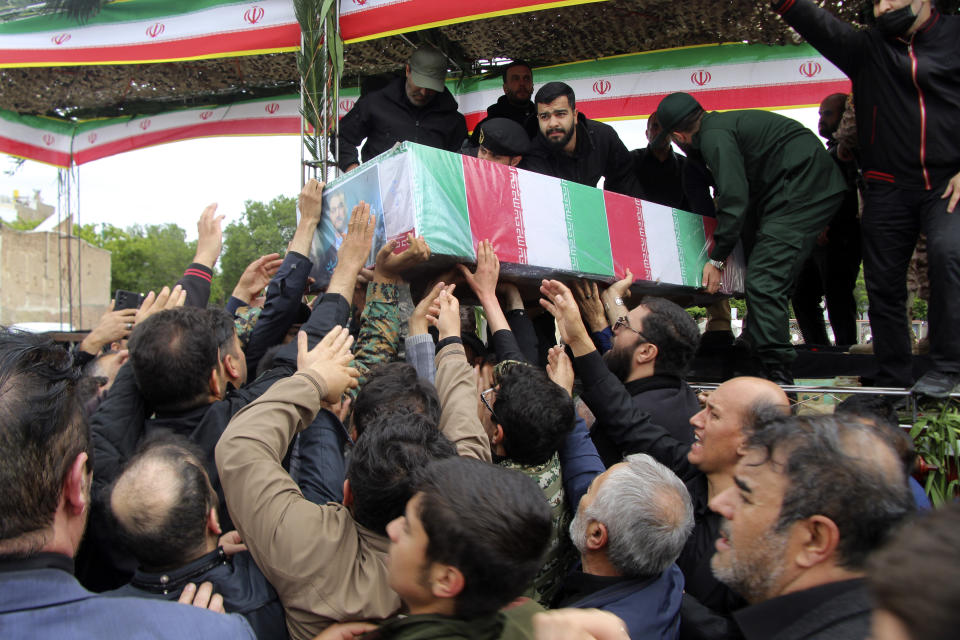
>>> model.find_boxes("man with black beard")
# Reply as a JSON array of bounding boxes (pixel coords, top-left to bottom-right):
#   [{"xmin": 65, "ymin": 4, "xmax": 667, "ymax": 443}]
[
  {"xmin": 591, "ymin": 296, "xmax": 701, "ymax": 467},
  {"xmin": 523, "ymin": 82, "xmax": 642, "ymax": 198}
]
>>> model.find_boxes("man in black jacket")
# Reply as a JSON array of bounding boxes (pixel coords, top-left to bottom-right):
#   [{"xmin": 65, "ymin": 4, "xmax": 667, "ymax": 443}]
[
  {"xmin": 591, "ymin": 296, "xmax": 702, "ymax": 464},
  {"xmin": 523, "ymin": 82, "xmax": 642, "ymax": 198},
  {"xmin": 770, "ymin": 0, "xmax": 960, "ymax": 396},
  {"xmin": 711, "ymin": 414, "xmax": 913, "ymax": 640},
  {"xmin": 337, "ymin": 46, "xmax": 467, "ymax": 172},
  {"xmin": 105, "ymin": 436, "xmax": 287, "ymax": 640},
  {"xmin": 468, "ymin": 60, "xmax": 539, "ymax": 144}
]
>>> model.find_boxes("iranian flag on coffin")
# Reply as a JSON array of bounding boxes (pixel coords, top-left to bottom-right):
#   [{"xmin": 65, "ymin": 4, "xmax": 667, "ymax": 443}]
[{"xmin": 310, "ymin": 142, "xmax": 743, "ymax": 295}]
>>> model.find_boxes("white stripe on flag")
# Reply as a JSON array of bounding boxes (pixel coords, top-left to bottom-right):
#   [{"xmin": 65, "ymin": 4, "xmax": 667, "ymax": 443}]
[{"xmin": 516, "ymin": 169, "xmax": 572, "ymax": 270}]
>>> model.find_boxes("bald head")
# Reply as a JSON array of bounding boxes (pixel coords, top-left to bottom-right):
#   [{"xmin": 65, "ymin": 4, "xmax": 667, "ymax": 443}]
[
  {"xmin": 719, "ymin": 376, "xmax": 790, "ymax": 428},
  {"xmin": 110, "ymin": 438, "xmax": 217, "ymax": 571}
]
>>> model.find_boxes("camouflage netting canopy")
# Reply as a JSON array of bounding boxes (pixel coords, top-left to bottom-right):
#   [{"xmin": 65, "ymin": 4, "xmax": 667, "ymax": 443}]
[{"xmin": 1, "ymin": 0, "xmax": 957, "ymax": 119}]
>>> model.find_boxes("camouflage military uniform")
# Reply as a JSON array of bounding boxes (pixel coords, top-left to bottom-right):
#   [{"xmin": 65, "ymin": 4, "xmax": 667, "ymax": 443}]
[
  {"xmin": 349, "ymin": 281, "xmax": 402, "ymax": 399},
  {"xmin": 233, "ymin": 306, "xmax": 263, "ymax": 348},
  {"xmin": 498, "ymin": 453, "xmax": 577, "ymax": 607}
]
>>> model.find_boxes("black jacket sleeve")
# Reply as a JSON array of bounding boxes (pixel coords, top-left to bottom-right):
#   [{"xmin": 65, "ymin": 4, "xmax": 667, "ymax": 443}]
[
  {"xmin": 243, "ymin": 251, "xmax": 313, "ymax": 376},
  {"xmin": 89, "ymin": 363, "xmax": 147, "ymax": 496},
  {"xmin": 489, "ymin": 328, "xmax": 529, "ymax": 364},
  {"xmin": 772, "ymin": 0, "xmax": 867, "ymax": 76},
  {"xmin": 176, "ymin": 263, "xmax": 214, "ymax": 309},
  {"xmin": 575, "ymin": 349, "xmax": 698, "ymax": 481},
  {"xmin": 505, "ymin": 309, "xmax": 540, "ymax": 364},
  {"xmin": 445, "ymin": 113, "xmax": 468, "ymax": 152},
  {"xmin": 337, "ymin": 96, "xmax": 372, "ymax": 170},
  {"xmin": 601, "ymin": 127, "xmax": 644, "ymax": 198}
]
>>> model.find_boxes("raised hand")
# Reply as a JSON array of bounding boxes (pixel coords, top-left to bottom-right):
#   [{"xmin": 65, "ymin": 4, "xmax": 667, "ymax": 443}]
[
  {"xmin": 134, "ymin": 284, "xmax": 186, "ymax": 326},
  {"xmin": 426, "ymin": 285, "xmax": 459, "ymax": 340},
  {"xmin": 194, "ymin": 204, "xmax": 225, "ymax": 269},
  {"xmin": 296, "ymin": 326, "xmax": 359, "ymax": 402},
  {"xmin": 539, "ymin": 279, "xmax": 593, "ymax": 355},
  {"xmin": 79, "ymin": 301, "xmax": 138, "ymax": 354},
  {"xmin": 410, "ymin": 280, "xmax": 447, "ymax": 335},
  {"xmin": 458, "ymin": 239, "xmax": 500, "ymax": 302},
  {"xmin": 336, "ymin": 202, "xmax": 376, "ymax": 272},
  {"xmin": 546, "ymin": 345, "xmax": 575, "ymax": 397},
  {"xmin": 572, "ymin": 279, "xmax": 608, "ymax": 332},
  {"xmin": 375, "ymin": 232, "xmax": 431, "ymax": 284},
  {"xmin": 600, "ymin": 268, "xmax": 632, "ymax": 326},
  {"xmin": 298, "ymin": 178, "xmax": 325, "ymax": 225},
  {"xmin": 232, "ymin": 253, "xmax": 283, "ymax": 304}
]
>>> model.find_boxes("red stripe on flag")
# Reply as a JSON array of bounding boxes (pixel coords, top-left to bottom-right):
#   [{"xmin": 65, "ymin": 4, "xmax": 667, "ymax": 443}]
[
  {"xmin": 341, "ymin": 0, "xmax": 584, "ymax": 41},
  {"xmin": 74, "ymin": 117, "xmax": 301, "ymax": 165},
  {"xmin": 0, "ymin": 24, "xmax": 299, "ymax": 66},
  {"xmin": 0, "ymin": 136, "xmax": 71, "ymax": 167},
  {"xmin": 463, "ymin": 80, "xmax": 851, "ymax": 130},
  {"xmin": 462, "ymin": 155, "xmax": 527, "ymax": 265},
  {"xmin": 604, "ymin": 192, "xmax": 652, "ymax": 281}
]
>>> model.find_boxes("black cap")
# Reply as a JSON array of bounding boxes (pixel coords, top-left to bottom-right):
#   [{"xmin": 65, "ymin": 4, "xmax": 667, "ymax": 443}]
[
  {"xmin": 652, "ymin": 92, "xmax": 702, "ymax": 147},
  {"xmin": 477, "ymin": 118, "xmax": 530, "ymax": 157}
]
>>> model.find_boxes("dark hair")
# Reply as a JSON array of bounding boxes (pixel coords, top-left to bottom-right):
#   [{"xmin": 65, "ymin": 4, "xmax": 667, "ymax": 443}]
[
  {"xmin": 352, "ymin": 362, "xmax": 441, "ymax": 438},
  {"xmin": 746, "ymin": 414, "xmax": 913, "ymax": 569},
  {"xmin": 868, "ymin": 503, "xmax": 960, "ymax": 640},
  {"xmin": 836, "ymin": 395, "xmax": 916, "ymax": 475},
  {"xmin": 501, "ymin": 59, "xmax": 532, "ymax": 82},
  {"xmin": 639, "ymin": 296, "xmax": 701, "ymax": 377},
  {"xmin": 417, "ymin": 457, "xmax": 552, "ymax": 618},
  {"xmin": 128, "ymin": 307, "xmax": 236, "ymax": 412},
  {"xmin": 109, "ymin": 434, "xmax": 214, "ymax": 571},
  {"xmin": 0, "ymin": 329, "xmax": 89, "ymax": 553},
  {"xmin": 347, "ymin": 408, "xmax": 456, "ymax": 534},
  {"xmin": 673, "ymin": 107, "xmax": 705, "ymax": 134},
  {"xmin": 493, "ymin": 367, "xmax": 575, "ymax": 466},
  {"xmin": 534, "ymin": 81, "xmax": 575, "ymax": 109}
]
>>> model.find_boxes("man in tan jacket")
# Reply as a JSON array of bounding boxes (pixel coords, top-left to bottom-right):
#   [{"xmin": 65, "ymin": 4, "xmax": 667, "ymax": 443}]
[{"xmin": 217, "ymin": 235, "xmax": 491, "ymax": 639}]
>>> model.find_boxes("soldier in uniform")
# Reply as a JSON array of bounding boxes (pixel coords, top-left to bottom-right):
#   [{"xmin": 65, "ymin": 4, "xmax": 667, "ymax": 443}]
[
  {"xmin": 463, "ymin": 117, "xmax": 531, "ymax": 167},
  {"xmin": 654, "ymin": 92, "xmax": 846, "ymax": 384}
]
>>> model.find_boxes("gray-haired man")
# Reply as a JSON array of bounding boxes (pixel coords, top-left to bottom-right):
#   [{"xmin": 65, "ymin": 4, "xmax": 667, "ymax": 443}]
[{"xmin": 555, "ymin": 453, "xmax": 693, "ymax": 640}]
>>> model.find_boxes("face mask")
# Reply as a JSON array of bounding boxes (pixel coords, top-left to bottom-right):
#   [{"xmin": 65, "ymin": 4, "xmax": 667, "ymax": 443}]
[{"xmin": 876, "ymin": 4, "xmax": 917, "ymax": 38}]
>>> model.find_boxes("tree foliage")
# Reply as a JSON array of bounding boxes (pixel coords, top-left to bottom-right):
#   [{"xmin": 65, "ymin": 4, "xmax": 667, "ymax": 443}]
[
  {"xmin": 220, "ymin": 196, "xmax": 298, "ymax": 296},
  {"xmin": 75, "ymin": 222, "xmax": 197, "ymax": 298}
]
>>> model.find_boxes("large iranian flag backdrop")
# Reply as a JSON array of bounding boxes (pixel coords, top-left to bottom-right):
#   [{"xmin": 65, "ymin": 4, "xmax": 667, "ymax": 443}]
[{"xmin": 0, "ymin": 43, "xmax": 849, "ymax": 168}]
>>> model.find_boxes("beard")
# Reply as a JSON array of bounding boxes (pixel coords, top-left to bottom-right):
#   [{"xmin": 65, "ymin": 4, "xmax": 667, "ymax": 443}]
[
  {"xmin": 710, "ymin": 523, "xmax": 789, "ymax": 603},
  {"xmin": 603, "ymin": 345, "xmax": 634, "ymax": 383},
  {"xmin": 544, "ymin": 123, "xmax": 575, "ymax": 149}
]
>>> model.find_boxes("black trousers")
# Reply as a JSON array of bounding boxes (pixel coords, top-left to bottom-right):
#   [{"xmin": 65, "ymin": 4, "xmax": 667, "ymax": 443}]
[
  {"xmin": 792, "ymin": 205, "xmax": 862, "ymax": 346},
  {"xmin": 862, "ymin": 182, "xmax": 960, "ymax": 386}
]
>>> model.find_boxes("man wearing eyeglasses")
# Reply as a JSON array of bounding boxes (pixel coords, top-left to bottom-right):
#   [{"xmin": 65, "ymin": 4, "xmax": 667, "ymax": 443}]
[{"xmin": 588, "ymin": 297, "xmax": 702, "ymax": 467}]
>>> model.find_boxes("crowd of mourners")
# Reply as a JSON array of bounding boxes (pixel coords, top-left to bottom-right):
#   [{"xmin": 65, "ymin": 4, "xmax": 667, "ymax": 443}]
[{"xmin": 2, "ymin": 1, "xmax": 960, "ymax": 639}]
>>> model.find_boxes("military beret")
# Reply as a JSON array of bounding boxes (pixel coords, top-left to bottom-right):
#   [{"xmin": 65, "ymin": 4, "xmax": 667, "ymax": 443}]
[
  {"xmin": 477, "ymin": 118, "xmax": 530, "ymax": 157},
  {"xmin": 652, "ymin": 92, "xmax": 703, "ymax": 147}
]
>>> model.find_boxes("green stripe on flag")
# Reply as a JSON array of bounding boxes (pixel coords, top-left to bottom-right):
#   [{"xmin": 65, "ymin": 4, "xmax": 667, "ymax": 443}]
[
  {"xmin": 410, "ymin": 144, "xmax": 474, "ymax": 259},
  {"xmin": 560, "ymin": 180, "xmax": 614, "ymax": 277},
  {"xmin": 672, "ymin": 209, "xmax": 708, "ymax": 287}
]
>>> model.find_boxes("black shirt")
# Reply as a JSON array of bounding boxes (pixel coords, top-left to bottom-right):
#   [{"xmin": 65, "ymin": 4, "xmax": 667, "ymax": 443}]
[{"xmin": 733, "ymin": 578, "xmax": 870, "ymax": 640}]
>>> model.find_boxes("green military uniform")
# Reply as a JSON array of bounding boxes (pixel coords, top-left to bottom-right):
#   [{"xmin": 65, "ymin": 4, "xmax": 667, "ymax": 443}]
[{"xmin": 655, "ymin": 94, "xmax": 847, "ymax": 373}]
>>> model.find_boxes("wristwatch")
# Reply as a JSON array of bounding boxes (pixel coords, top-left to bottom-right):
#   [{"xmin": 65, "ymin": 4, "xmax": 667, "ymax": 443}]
[{"xmin": 709, "ymin": 259, "xmax": 726, "ymax": 271}]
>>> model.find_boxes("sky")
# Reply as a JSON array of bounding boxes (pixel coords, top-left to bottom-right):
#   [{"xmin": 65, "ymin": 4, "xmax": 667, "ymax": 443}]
[{"xmin": 0, "ymin": 107, "xmax": 821, "ymax": 240}]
